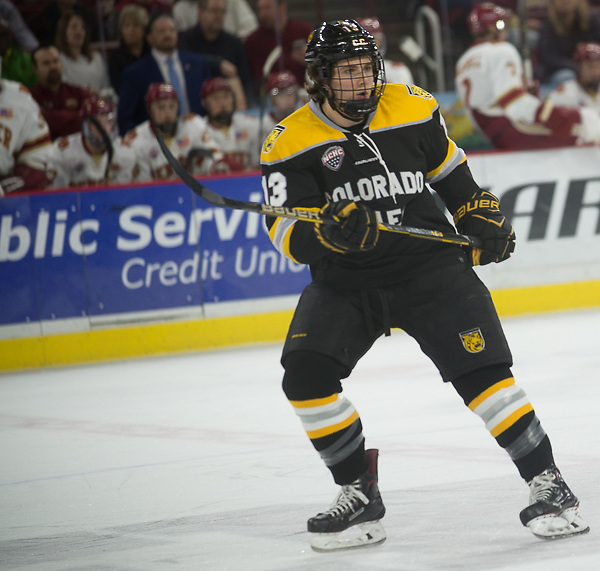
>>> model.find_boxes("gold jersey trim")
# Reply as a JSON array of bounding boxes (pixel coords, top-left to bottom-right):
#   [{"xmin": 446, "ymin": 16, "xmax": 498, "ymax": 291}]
[{"xmin": 261, "ymin": 84, "xmax": 441, "ymax": 165}]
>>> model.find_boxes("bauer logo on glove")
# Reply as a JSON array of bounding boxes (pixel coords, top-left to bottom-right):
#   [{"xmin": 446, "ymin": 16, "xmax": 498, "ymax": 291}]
[
  {"xmin": 453, "ymin": 190, "xmax": 516, "ymax": 266},
  {"xmin": 315, "ymin": 199, "xmax": 379, "ymax": 254}
]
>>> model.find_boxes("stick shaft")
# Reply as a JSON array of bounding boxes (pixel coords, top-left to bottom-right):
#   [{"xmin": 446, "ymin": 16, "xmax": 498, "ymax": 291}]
[{"xmin": 156, "ymin": 131, "xmax": 482, "ymax": 249}]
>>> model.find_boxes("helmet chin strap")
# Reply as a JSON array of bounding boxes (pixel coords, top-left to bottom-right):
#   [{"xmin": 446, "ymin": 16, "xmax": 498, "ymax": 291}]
[
  {"xmin": 582, "ymin": 78, "xmax": 600, "ymax": 91},
  {"xmin": 212, "ymin": 111, "xmax": 234, "ymax": 126},
  {"xmin": 337, "ymin": 97, "xmax": 378, "ymax": 122},
  {"xmin": 155, "ymin": 121, "xmax": 178, "ymax": 137},
  {"xmin": 327, "ymin": 86, "xmax": 378, "ymax": 123}
]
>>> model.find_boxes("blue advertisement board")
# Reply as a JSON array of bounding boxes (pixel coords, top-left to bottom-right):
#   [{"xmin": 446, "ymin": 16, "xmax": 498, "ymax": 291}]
[{"xmin": 0, "ymin": 175, "xmax": 310, "ymax": 327}]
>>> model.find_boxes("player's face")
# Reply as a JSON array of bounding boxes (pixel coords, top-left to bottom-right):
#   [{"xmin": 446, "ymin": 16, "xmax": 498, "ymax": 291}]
[
  {"xmin": 329, "ymin": 55, "xmax": 376, "ymax": 106},
  {"xmin": 272, "ymin": 90, "xmax": 298, "ymax": 114},
  {"xmin": 579, "ymin": 59, "xmax": 600, "ymax": 90},
  {"xmin": 205, "ymin": 90, "xmax": 235, "ymax": 118},
  {"xmin": 147, "ymin": 17, "xmax": 178, "ymax": 53},
  {"xmin": 94, "ymin": 113, "xmax": 115, "ymax": 135},
  {"xmin": 33, "ymin": 47, "xmax": 63, "ymax": 86},
  {"xmin": 150, "ymin": 98, "xmax": 179, "ymax": 126}
]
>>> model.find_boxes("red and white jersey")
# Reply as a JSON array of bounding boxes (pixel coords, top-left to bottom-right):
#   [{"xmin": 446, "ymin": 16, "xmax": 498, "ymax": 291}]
[
  {"xmin": 384, "ymin": 60, "xmax": 414, "ymax": 85},
  {"xmin": 124, "ymin": 113, "xmax": 219, "ymax": 181},
  {"xmin": 206, "ymin": 111, "xmax": 261, "ymax": 171},
  {"xmin": 455, "ymin": 40, "xmax": 540, "ymax": 124},
  {"xmin": 547, "ymin": 79, "xmax": 600, "ymax": 112},
  {"xmin": 46, "ymin": 133, "xmax": 139, "ymax": 189},
  {"xmin": 0, "ymin": 79, "xmax": 51, "ymax": 176},
  {"xmin": 453, "ymin": 40, "xmax": 600, "ymax": 148}
]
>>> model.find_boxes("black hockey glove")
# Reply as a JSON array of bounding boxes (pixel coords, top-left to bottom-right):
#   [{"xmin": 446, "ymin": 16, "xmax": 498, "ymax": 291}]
[
  {"xmin": 453, "ymin": 191, "xmax": 515, "ymax": 266},
  {"xmin": 315, "ymin": 200, "xmax": 379, "ymax": 254}
]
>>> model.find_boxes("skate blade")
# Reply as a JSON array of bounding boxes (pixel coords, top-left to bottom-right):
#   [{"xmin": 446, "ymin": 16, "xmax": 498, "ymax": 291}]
[
  {"xmin": 310, "ymin": 520, "xmax": 386, "ymax": 552},
  {"xmin": 528, "ymin": 507, "xmax": 590, "ymax": 540}
]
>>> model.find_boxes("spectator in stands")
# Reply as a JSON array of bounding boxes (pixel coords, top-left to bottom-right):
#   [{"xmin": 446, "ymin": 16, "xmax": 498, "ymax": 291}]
[
  {"xmin": 174, "ymin": 0, "xmax": 258, "ymax": 38},
  {"xmin": 55, "ymin": 10, "xmax": 111, "ymax": 93},
  {"xmin": 245, "ymin": 0, "xmax": 313, "ymax": 89},
  {"xmin": 356, "ymin": 17, "xmax": 414, "ymax": 85},
  {"xmin": 455, "ymin": 2, "xmax": 600, "ymax": 149},
  {"xmin": 117, "ymin": 13, "xmax": 212, "ymax": 135},
  {"xmin": 494, "ymin": 0, "xmax": 546, "ymax": 56},
  {"xmin": 178, "ymin": 0, "xmax": 255, "ymax": 109},
  {"xmin": 547, "ymin": 41, "xmax": 600, "ymax": 109},
  {"xmin": 123, "ymin": 82, "xmax": 221, "ymax": 181},
  {"xmin": 29, "ymin": 0, "xmax": 96, "ymax": 47},
  {"xmin": 114, "ymin": 0, "xmax": 170, "ymax": 17},
  {"xmin": 46, "ymin": 97, "xmax": 139, "ymax": 187},
  {"xmin": 260, "ymin": 70, "xmax": 302, "ymax": 140},
  {"xmin": 201, "ymin": 77, "xmax": 260, "ymax": 171},
  {"xmin": 30, "ymin": 45, "xmax": 95, "ymax": 140},
  {"xmin": 0, "ymin": 17, "xmax": 37, "ymax": 87},
  {"xmin": 95, "ymin": 0, "xmax": 119, "ymax": 42},
  {"xmin": 108, "ymin": 4, "xmax": 150, "ymax": 94},
  {"xmin": 538, "ymin": 0, "xmax": 600, "ymax": 85},
  {"xmin": 0, "ymin": 78, "xmax": 51, "ymax": 197},
  {"xmin": 0, "ymin": 0, "xmax": 38, "ymax": 51}
]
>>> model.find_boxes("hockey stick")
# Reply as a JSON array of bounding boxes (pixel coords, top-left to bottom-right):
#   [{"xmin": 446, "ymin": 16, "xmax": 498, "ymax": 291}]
[
  {"xmin": 258, "ymin": 45, "xmax": 283, "ymax": 152},
  {"xmin": 87, "ymin": 115, "xmax": 114, "ymax": 184},
  {"xmin": 518, "ymin": 0, "xmax": 534, "ymax": 86},
  {"xmin": 156, "ymin": 131, "xmax": 482, "ymax": 249}
]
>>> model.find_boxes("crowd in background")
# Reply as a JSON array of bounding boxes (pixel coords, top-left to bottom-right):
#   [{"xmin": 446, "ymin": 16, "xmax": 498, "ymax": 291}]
[{"xmin": 1, "ymin": 0, "xmax": 600, "ymax": 196}]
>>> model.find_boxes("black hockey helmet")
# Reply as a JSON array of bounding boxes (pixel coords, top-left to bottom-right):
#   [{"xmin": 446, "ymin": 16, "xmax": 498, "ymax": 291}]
[{"xmin": 305, "ymin": 19, "xmax": 386, "ymax": 121}]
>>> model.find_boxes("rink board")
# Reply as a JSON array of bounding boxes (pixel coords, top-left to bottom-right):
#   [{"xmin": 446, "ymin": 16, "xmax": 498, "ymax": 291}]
[{"xmin": 1, "ymin": 146, "xmax": 599, "ymax": 371}]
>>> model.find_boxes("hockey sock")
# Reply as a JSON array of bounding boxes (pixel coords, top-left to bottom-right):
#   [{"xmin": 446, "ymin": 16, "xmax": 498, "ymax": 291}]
[
  {"xmin": 283, "ymin": 351, "xmax": 367, "ymax": 484},
  {"xmin": 452, "ymin": 366, "xmax": 555, "ymax": 481}
]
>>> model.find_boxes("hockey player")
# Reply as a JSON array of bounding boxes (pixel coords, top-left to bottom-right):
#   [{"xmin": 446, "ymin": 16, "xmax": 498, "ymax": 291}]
[
  {"xmin": 260, "ymin": 70, "xmax": 303, "ymax": 142},
  {"xmin": 356, "ymin": 17, "xmax": 414, "ymax": 85},
  {"xmin": 455, "ymin": 2, "xmax": 600, "ymax": 149},
  {"xmin": 0, "ymin": 79, "xmax": 51, "ymax": 198},
  {"xmin": 261, "ymin": 19, "xmax": 589, "ymax": 552},
  {"xmin": 547, "ymin": 41, "xmax": 600, "ymax": 111},
  {"xmin": 124, "ymin": 82, "xmax": 221, "ymax": 181},
  {"xmin": 46, "ymin": 98, "xmax": 139, "ymax": 188},
  {"xmin": 201, "ymin": 77, "xmax": 261, "ymax": 171}
]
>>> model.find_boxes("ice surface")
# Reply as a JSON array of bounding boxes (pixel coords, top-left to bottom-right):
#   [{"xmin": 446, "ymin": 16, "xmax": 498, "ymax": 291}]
[{"xmin": 1, "ymin": 308, "xmax": 599, "ymax": 570}]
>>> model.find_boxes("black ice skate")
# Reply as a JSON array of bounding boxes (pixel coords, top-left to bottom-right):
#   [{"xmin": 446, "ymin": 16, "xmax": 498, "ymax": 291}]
[
  {"xmin": 308, "ymin": 449, "xmax": 386, "ymax": 552},
  {"xmin": 519, "ymin": 463, "xmax": 590, "ymax": 539}
]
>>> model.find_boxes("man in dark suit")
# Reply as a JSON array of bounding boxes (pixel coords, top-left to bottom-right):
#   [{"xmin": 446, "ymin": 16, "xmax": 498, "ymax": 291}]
[
  {"xmin": 117, "ymin": 13, "xmax": 212, "ymax": 135},
  {"xmin": 178, "ymin": 0, "xmax": 256, "ymax": 108}
]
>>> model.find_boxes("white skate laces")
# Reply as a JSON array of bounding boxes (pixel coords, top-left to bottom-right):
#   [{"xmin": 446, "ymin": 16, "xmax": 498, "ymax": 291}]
[
  {"xmin": 308, "ymin": 448, "xmax": 386, "ymax": 552},
  {"xmin": 520, "ymin": 464, "xmax": 590, "ymax": 539},
  {"xmin": 325, "ymin": 483, "xmax": 370, "ymax": 519}
]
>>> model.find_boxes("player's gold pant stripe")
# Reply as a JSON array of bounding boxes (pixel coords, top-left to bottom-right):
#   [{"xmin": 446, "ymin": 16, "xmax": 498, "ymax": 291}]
[
  {"xmin": 305, "ymin": 410, "xmax": 359, "ymax": 440},
  {"xmin": 289, "ymin": 394, "xmax": 338, "ymax": 408},
  {"xmin": 490, "ymin": 403, "xmax": 534, "ymax": 437},
  {"xmin": 468, "ymin": 377, "xmax": 515, "ymax": 411}
]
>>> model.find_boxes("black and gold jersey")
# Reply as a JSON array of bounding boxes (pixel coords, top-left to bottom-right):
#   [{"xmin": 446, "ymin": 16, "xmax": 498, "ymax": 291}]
[{"xmin": 260, "ymin": 84, "xmax": 482, "ymax": 289}]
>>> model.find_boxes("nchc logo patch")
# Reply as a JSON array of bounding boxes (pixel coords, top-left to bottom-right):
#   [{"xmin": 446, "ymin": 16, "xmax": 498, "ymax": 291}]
[
  {"xmin": 321, "ymin": 145, "xmax": 345, "ymax": 171},
  {"xmin": 459, "ymin": 328, "xmax": 485, "ymax": 353},
  {"xmin": 262, "ymin": 125, "xmax": 285, "ymax": 153}
]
